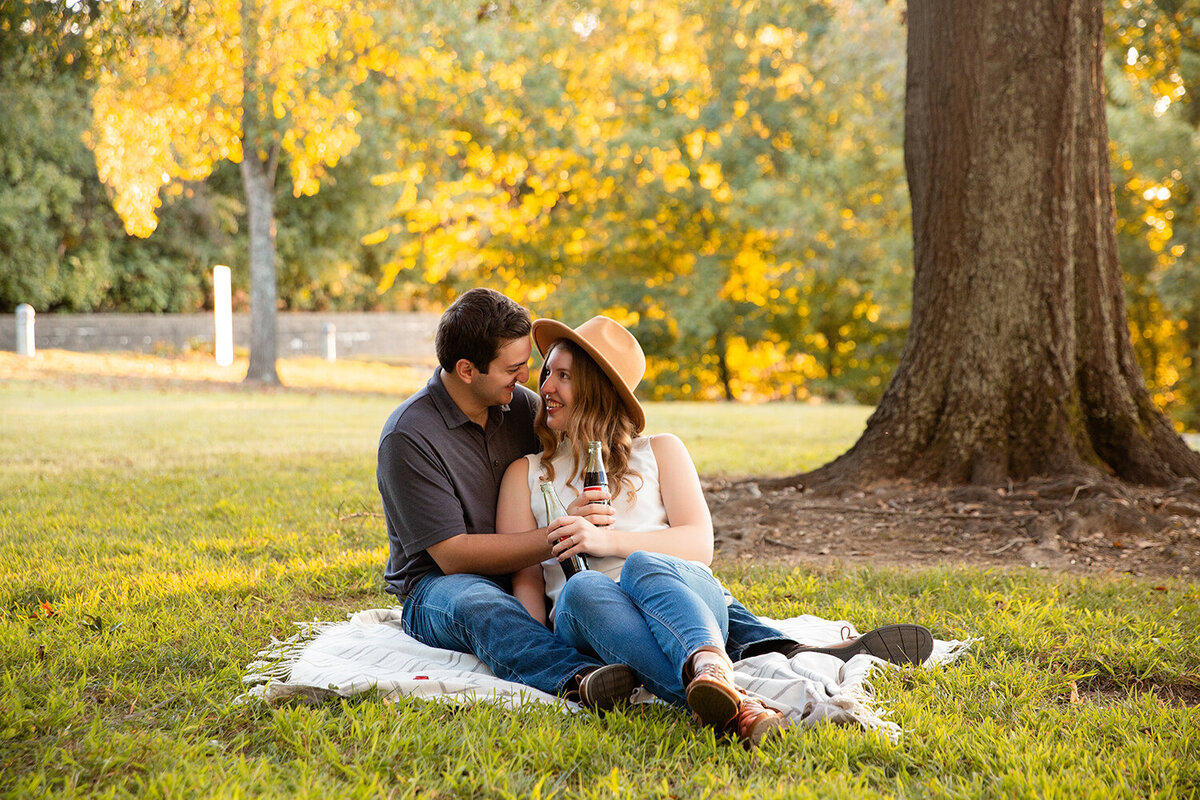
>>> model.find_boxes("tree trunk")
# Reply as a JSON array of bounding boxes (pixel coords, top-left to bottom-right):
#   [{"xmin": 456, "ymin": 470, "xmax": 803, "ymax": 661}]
[
  {"xmin": 239, "ymin": 0, "xmax": 280, "ymax": 386},
  {"xmin": 240, "ymin": 150, "xmax": 280, "ymax": 385},
  {"xmin": 805, "ymin": 0, "xmax": 1199, "ymax": 488},
  {"xmin": 714, "ymin": 328, "xmax": 736, "ymax": 401}
]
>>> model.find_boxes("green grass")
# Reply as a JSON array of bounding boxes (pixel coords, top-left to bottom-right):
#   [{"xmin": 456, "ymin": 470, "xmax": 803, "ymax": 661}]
[
  {"xmin": 645, "ymin": 401, "xmax": 872, "ymax": 477},
  {"xmin": 2, "ymin": 379, "xmax": 1198, "ymax": 798}
]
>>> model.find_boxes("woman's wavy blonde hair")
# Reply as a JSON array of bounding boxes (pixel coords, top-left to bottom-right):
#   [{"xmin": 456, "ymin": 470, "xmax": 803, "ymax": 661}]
[{"xmin": 534, "ymin": 339, "xmax": 642, "ymax": 500}]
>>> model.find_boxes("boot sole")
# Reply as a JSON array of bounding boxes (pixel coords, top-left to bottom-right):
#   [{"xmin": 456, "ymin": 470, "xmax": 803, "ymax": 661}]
[
  {"xmin": 794, "ymin": 624, "xmax": 934, "ymax": 665},
  {"xmin": 687, "ymin": 680, "xmax": 741, "ymax": 727},
  {"xmin": 579, "ymin": 664, "xmax": 637, "ymax": 710}
]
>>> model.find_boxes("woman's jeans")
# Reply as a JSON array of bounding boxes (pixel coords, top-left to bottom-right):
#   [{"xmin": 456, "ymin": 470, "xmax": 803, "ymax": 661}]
[
  {"xmin": 554, "ymin": 551, "xmax": 792, "ymax": 706},
  {"xmin": 402, "ymin": 571, "xmax": 603, "ymax": 696}
]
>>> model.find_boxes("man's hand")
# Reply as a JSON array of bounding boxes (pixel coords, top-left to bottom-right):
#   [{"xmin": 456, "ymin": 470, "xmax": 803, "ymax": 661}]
[{"xmin": 566, "ymin": 487, "xmax": 614, "ymax": 528}]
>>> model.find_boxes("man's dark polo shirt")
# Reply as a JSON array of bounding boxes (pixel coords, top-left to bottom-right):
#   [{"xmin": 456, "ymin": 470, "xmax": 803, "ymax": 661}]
[{"xmin": 377, "ymin": 368, "xmax": 540, "ymax": 598}]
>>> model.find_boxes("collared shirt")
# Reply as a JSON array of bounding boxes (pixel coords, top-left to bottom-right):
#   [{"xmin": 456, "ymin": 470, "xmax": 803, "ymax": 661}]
[{"xmin": 377, "ymin": 368, "xmax": 540, "ymax": 597}]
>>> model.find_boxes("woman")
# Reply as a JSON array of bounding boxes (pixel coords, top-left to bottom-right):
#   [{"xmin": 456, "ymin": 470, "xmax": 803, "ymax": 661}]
[{"xmin": 497, "ymin": 315, "xmax": 931, "ymax": 746}]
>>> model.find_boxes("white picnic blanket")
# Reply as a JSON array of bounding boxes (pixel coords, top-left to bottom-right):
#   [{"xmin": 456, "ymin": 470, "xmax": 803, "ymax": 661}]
[{"xmin": 240, "ymin": 608, "xmax": 974, "ymax": 740}]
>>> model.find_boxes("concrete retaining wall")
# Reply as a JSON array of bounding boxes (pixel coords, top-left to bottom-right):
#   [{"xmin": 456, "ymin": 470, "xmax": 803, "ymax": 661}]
[{"xmin": 0, "ymin": 311, "xmax": 441, "ymax": 362}]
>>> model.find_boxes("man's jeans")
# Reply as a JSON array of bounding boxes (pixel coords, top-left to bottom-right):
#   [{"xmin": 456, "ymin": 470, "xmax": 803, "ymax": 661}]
[
  {"xmin": 553, "ymin": 551, "xmax": 794, "ymax": 706},
  {"xmin": 401, "ymin": 572, "xmax": 602, "ymax": 696},
  {"xmin": 725, "ymin": 593, "xmax": 799, "ymax": 663}
]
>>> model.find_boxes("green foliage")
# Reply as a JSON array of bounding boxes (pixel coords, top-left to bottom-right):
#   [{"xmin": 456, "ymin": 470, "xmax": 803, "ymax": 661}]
[
  {"xmin": 0, "ymin": 1, "xmax": 237, "ymax": 314},
  {"xmin": 0, "ymin": 2, "xmax": 112, "ymax": 312},
  {"xmin": 1106, "ymin": 0, "xmax": 1200, "ymax": 429}
]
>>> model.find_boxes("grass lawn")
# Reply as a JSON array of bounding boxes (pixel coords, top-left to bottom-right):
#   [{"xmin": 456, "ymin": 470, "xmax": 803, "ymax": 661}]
[{"xmin": 1, "ymin": 357, "xmax": 1197, "ymax": 798}]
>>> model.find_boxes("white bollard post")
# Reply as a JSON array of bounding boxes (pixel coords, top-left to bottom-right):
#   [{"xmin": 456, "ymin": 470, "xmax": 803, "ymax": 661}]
[
  {"xmin": 15, "ymin": 304, "xmax": 35, "ymax": 357},
  {"xmin": 213, "ymin": 265, "xmax": 233, "ymax": 366},
  {"xmin": 322, "ymin": 322, "xmax": 337, "ymax": 363}
]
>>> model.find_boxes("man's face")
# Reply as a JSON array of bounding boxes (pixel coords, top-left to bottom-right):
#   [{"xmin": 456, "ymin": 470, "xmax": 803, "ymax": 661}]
[{"xmin": 471, "ymin": 336, "xmax": 532, "ymax": 407}]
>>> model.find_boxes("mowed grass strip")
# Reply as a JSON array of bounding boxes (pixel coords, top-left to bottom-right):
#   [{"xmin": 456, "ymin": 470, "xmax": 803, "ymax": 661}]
[{"xmin": 1, "ymin": 365, "xmax": 1197, "ymax": 798}]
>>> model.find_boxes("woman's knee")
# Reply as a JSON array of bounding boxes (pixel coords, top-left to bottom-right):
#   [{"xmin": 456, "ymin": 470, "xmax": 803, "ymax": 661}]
[
  {"xmin": 620, "ymin": 550, "xmax": 677, "ymax": 584},
  {"xmin": 559, "ymin": 569, "xmax": 616, "ymax": 609}
]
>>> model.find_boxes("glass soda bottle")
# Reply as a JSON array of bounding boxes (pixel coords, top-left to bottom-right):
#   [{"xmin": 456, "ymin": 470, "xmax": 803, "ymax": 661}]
[
  {"xmin": 540, "ymin": 481, "xmax": 588, "ymax": 579},
  {"xmin": 584, "ymin": 441, "xmax": 610, "ymax": 520}
]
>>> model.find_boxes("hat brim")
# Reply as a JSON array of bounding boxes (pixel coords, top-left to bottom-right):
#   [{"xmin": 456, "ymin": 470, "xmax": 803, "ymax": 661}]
[{"xmin": 532, "ymin": 318, "xmax": 646, "ymax": 432}]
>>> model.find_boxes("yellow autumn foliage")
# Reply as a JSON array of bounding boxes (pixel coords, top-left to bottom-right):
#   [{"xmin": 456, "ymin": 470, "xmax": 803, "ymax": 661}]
[{"xmin": 90, "ymin": 0, "xmax": 379, "ymax": 236}]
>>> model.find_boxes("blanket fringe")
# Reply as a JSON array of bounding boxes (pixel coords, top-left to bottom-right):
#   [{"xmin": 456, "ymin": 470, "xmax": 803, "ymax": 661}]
[{"xmin": 241, "ymin": 618, "xmax": 338, "ymax": 687}]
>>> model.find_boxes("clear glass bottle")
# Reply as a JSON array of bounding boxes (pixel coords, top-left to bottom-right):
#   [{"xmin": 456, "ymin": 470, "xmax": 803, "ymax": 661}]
[{"xmin": 540, "ymin": 481, "xmax": 588, "ymax": 578}]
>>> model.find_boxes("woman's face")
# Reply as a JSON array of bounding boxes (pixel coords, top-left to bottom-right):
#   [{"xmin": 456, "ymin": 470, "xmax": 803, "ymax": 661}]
[{"xmin": 540, "ymin": 345, "xmax": 575, "ymax": 433}]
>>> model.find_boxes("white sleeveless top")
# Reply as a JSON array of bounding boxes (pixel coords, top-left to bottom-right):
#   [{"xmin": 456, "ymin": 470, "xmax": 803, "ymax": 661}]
[{"xmin": 525, "ymin": 437, "xmax": 672, "ymax": 617}]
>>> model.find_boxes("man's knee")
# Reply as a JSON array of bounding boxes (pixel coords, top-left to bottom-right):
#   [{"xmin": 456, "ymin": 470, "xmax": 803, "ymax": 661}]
[{"xmin": 433, "ymin": 574, "xmax": 513, "ymax": 621}]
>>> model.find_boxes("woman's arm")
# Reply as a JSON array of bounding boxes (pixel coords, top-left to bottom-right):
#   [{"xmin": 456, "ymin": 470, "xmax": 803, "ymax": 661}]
[
  {"xmin": 548, "ymin": 433, "xmax": 714, "ymax": 566},
  {"xmin": 512, "ymin": 564, "xmax": 548, "ymax": 624},
  {"xmin": 497, "ymin": 459, "xmax": 548, "ymax": 623},
  {"xmin": 496, "ymin": 457, "xmax": 539, "ymax": 534}
]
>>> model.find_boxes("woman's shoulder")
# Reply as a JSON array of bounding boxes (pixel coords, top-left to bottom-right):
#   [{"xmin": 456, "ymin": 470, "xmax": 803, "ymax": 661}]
[
  {"xmin": 643, "ymin": 432, "xmax": 685, "ymax": 451},
  {"xmin": 503, "ymin": 453, "xmax": 537, "ymax": 479}
]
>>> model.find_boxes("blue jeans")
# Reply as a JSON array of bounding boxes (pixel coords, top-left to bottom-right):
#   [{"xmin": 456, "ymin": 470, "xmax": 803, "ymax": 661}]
[
  {"xmin": 401, "ymin": 572, "xmax": 603, "ymax": 696},
  {"xmin": 555, "ymin": 551, "xmax": 790, "ymax": 707},
  {"xmin": 724, "ymin": 594, "xmax": 799, "ymax": 662}
]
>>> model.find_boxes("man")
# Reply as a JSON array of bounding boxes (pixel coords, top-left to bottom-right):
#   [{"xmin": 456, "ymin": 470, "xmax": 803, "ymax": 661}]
[{"xmin": 376, "ymin": 288, "xmax": 634, "ymax": 708}]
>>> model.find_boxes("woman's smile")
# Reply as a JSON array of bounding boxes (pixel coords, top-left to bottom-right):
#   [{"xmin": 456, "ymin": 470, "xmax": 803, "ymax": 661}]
[{"xmin": 540, "ymin": 346, "xmax": 575, "ymax": 429}]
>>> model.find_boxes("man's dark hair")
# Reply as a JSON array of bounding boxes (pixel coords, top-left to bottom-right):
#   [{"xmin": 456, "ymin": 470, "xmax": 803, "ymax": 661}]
[{"xmin": 435, "ymin": 288, "xmax": 531, "ymax": 373}]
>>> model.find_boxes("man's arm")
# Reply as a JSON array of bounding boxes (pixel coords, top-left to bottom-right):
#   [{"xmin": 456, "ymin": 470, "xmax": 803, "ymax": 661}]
[
  {"xmin": 428, "ymin": 456, "xmax": 551, "ymax": 576},
  {"xmin": 380, "ymin": 429, "xmax": 552, "ymax": 576},
  {"xmin": 426, "ymin": 529, "xmax": 551, "ymax": 575}
]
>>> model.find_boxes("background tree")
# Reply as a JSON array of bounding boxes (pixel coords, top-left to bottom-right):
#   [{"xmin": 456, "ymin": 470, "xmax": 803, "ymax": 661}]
[
  {"xmin": 367, "ymin": 0, "xmax": 912, "ymax": 401},
  {"xmin": 804, "ymin": 0, "xmax": 1200, "ymax": 488},
  {"xmin": 1106, "ymin": 0, "xmax": 1200, "ymax": 430},
  {"xmin": 89, "ymin": 0, "xmax": 380, "ymax": 382},
  {"xmin": 6, "ymin": 0, "xmax": 1199, "ymax": 432}
]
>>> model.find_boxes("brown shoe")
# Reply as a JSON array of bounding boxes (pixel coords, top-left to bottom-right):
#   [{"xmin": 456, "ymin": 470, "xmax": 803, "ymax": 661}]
[
  {"xmin": 573, "ymin": 664, "xmax": 636, "ymax": 711},
  {"xmin": 732, "ymin": 695, "xmax": 788, "ymax": 747},
  {"xmin": 788, "ymin": 624, "xmax": 933, "ymax": 666},
  {"xmin": 686, "ymin": 662, "xmax": 741, "ymax": 728}
]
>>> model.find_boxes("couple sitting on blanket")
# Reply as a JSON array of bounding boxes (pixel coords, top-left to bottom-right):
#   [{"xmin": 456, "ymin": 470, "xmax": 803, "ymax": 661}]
[{"xmin": 377, "ymin": 288, "xmax": 932, "ymax": 747}]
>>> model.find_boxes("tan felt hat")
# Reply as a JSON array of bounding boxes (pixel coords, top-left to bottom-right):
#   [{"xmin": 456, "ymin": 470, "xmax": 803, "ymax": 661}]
[{"xmin": 531, "ymin": 315, "xmax": 646, "ymax": 431}]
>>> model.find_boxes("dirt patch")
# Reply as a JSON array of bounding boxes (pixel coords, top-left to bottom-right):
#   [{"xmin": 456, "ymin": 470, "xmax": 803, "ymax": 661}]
[{"xmin": 706, "ymin": 476, "xmax": 1200, "ymax": 579}]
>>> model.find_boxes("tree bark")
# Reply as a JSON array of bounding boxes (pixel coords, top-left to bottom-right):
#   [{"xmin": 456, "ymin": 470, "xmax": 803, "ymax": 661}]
[
  {"xmin": 240, "ymin": 149, "xmax": 280, "ymax": 385},
  {"xmin": 805, "ymin": 0, "xmax": 1200, "ymax": 488},
  {"xmin": 239, "ymin": 0, "xmax": 280, "ymax": 385}
]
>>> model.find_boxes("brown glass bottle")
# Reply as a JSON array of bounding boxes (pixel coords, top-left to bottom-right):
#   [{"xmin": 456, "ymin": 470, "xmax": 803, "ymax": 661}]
[{"xmin": 540, "ymin": 481, "xmax": 588, "ymax": 578}]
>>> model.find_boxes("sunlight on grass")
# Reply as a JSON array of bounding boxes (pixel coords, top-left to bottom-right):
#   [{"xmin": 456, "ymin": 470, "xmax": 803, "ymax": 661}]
[
  {"xmin": 1, "ymin": 356, "xmax": 1198, "ymax": 798},
  {"xmin": 0, "ymin": 353, "xmax": 868, "ymax": 477},
  {"xmin": 0, "ymin": 349, "xmax": 431, "ymax": 396},
  {"xmin": 646, "ymin": 402, "xmax": 871, "ymax": 477}
]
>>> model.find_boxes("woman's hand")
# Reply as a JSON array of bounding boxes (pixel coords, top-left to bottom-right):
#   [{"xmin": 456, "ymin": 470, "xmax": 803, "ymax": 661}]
[
  {"xmin": 565, "ymin": 487, "xmax": 614, "ymax": 528},
  {"xmin": 547, "ymin": 515, "xmax": 616, "ymax": 561}
]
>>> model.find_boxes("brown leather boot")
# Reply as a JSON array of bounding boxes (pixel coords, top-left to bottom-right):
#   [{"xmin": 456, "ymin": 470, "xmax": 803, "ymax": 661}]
[
  {"xmin": 685, "ymin": 661, "xmax": 741, "ymax": 728},
  {"xmin": 731, "ymin": 695, "xmax": 788, "ymax": 747}
]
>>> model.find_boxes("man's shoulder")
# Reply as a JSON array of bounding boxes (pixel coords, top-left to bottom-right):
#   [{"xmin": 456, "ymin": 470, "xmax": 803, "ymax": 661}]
[{"xmin": 380, "ymin": 381, "xmax": 440, "ymax": 443}]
